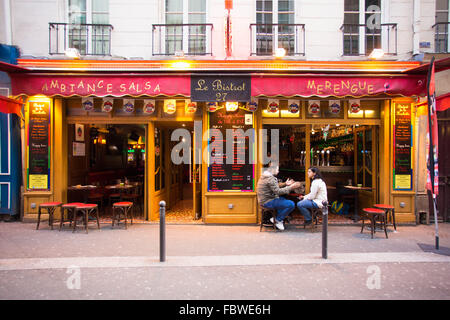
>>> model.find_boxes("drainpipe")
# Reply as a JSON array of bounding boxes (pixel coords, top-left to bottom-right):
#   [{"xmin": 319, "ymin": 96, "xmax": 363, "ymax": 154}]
[
  {"xmin": 413, "ymin": 0, "xmax": 420, "ymax": 56},
  {"xmin": 3, "ymin": 0, "xmax": 12, "ymax": 45}
]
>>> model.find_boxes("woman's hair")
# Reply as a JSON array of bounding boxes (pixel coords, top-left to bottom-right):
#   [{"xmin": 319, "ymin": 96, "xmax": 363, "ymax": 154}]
[{"xmin": 309, "ymin": 166, "xmax": 323, "ymax": 181}]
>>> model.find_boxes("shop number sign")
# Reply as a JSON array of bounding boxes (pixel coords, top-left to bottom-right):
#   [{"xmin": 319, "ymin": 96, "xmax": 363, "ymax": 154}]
[
  {"xmin": 191, "ymin": 75, "xmax": 251, "ymax": 102},
  {"xmin": 393, "ymin": 103, "xmax": 412, "ymax": 190}
]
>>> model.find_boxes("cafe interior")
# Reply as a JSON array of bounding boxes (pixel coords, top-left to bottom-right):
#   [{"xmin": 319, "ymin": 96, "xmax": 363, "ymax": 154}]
[
  {"xmin": 264, "ymin": 123, "xmax": 377, "ymax": 223},
  {"xmin": 67, "ymin": 123, "xmax": 146, "ymax": 219}
]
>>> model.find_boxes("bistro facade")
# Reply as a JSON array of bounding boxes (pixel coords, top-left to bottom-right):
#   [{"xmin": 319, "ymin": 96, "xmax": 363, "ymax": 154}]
[{"xmin": 4, "ymin": 59, "xmax": 429, "ymax": 224}]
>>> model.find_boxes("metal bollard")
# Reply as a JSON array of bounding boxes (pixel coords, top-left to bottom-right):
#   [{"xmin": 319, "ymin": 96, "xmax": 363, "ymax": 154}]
[
  {"xmin": 159, "ymin": 201, "xmax": 166, "ymax": 262},
  {"xmin": 322, "ymin": 200, "xmax": 328, "ymax": 259}
]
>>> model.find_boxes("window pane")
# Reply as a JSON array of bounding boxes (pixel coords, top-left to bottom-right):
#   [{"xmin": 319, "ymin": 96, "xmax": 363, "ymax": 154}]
[
  {"xmin": 436, "ymin": 0, "xmax": 448, "ymax": 11},
  {"xmin": 92, "ymin": 13, "xmax": 109, "ymax": 24},
  {"xmin": 92, "ymin": 0, "xmax": 108, "ymax": 12},
  {"xmin": 69, "ymin": 0, "xmax": 86, "ymax": 11},
  {"xmin": 279, "ymin": 0, "xmax": 294, "ymax": 12},
  {"xmin": 344, "ymin": 0, "xmax": 359, "ymax": 11},
  {"xmin": 366, "ymin": 0, "xmax": 380, "ymax": 8},
  {"xmin": 69, "ymin": 0, "xmax": 86, "ymax": 24},
  {"xmin": 278, "ymin": 12, "xmax": 294, "ymax": 24},
  {"xmin": 189, "ymin": 0, "xmax": 206, "ymax": 12},
  {"xmin": 344, "ymin": 12, "xmax": 359, "ymax": 24},
  {"xmin": 188, "ymin": 13, "xmax": 206, "ymax": 24},
  {"xmin": 436, "ymin": 11, "xmax": 449, "ymax": 23},
  {"xmin": 166, "ymin": 0, "xmax": 182, "ymax": 12},
  {"xmin": 166, "ymin": 13, "xmax": 183, "ymax": 24}
]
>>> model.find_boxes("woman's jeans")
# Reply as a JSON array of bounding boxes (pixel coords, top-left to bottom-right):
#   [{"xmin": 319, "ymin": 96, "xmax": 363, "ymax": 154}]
[
  {"xmin": 296, "ymin": 199, "xmax": 318, "ymax": 222},
  {"xmin": 263, "ymin": 197, "xmax": 295, "ymax": 222}
]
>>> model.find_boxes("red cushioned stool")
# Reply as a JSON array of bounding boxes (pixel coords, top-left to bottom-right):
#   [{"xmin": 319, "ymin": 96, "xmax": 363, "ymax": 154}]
[
  {"xmin": 361, "ymin": 208, "xmax": 388, "ymax": 239},
  {"xmin": 112, "ymin": 202, "xmax": 134, "ymax": 229},
  {"xmin": 73, "ymin": 204, "xmax": 100, "ymax": 234},
  {"xmin": 59, "ymin": 202, "xmax": 84, "ymax": 231},
  {"xmin": 373, "ymin": 204, "xmax": 396, "ymax": 231},
  {"xmin": 37, "ymin": 202, "xmax": 62, "ymax": 230}
]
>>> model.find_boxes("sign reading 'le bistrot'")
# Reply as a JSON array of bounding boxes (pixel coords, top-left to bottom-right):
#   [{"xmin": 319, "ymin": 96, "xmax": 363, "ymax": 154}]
[{"xmin": 191, "ymin": 75, "xmax": 251, "ymax": 102}]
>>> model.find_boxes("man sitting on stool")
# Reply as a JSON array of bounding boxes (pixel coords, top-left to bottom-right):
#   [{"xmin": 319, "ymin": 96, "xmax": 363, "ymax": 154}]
[{"xmin": 257, "ymin": 163, "xmax": 301, "ymax": 231}]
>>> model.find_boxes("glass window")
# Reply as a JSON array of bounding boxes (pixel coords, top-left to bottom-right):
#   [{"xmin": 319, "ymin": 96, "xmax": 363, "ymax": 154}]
[
  {"xmin": 255, "ymin": 1, "xmax": 295, "ymax": 55},
  {"xmin": 165, "ymin": 0, "xmax": 206, "ymax": 55}
]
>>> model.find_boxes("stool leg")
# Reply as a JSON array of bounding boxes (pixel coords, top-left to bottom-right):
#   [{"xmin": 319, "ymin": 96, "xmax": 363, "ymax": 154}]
[
  {"xmin": 383, "ymin": 215, "xmax": 388, "ymax": 239},
  {"xmin": 59, "ymin": 208, "xmax": 64, "ymax": 231},
  {"xmin": 37, "ymin": 207, "xmax": 41, "ymax": 230},
  {"xmin": 73, "ymin": 209, "xmax": 77, "ymax": 233},
  {"xmin": 370, "ymin": 215, "xmax": 374, "ymax": 239},
  {"xmin": 130, "ymin": 205, "xmax": 134, "ymax": 225},
  {"xmin": 112, "ymin": 206, "xmax": 116, "ymax": 228},
  {"xmin": 392, "ymin": 209, "xmax": 396, "ymax": 231},
  {"xmin": 85, "ymin": 209, "xmax": 88, "ymax": 234},
  {"xmin": 360, "ymin": 215, "xmax": 365, "ymax": 234},
  {"xmin": 96, "ymin": 207, "xmax": 100, "ymax": 230},
  {"xmin": 124, "ymin": 207, "xmax": 128, "ymax": 230}
]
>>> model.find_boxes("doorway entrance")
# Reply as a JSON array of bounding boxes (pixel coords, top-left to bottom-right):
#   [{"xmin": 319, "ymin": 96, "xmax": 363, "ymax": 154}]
[{"xmin": 152, "ymin": 122, "xmax": 202, "ymax": 224}]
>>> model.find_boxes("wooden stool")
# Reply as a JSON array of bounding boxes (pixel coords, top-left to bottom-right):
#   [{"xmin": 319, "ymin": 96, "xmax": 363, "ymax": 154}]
[
  {"xmin": 373, "ymin": 204, "xmax": 396, "ymax": 231},
  {"xmin": 259, "ymin": 206, "xmax": 277, "ymax": 232},
  {"xmin": 306, "ymin": 207, "xmax": 323, "ymax": 231},
  {"xmin": 36, "ymin": 202, "xmax": 62, "ymax": 230},
  {"xmin": 112, "ymin": 202, "xmax": 134, "ymax": 229},
  {"xmin": 361, "ymin": 208, "xmax": 388, "ymax": 239},
  {"xmin": 59, "ymin": 202, "xmax": 84, "ymax": 231},
  {"xmin": 73, "ymin": 204, "xmax": 100, "ymax": 234},
  {"xmin": 87, "ymin": 193, "xmax": 104, "ymax": 214}
]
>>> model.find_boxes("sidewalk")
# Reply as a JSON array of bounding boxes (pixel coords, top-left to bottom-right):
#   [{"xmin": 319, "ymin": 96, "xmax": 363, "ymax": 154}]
[{"xmin": 0, "ymin": 221, "xmax": 449, "ymax": 300}]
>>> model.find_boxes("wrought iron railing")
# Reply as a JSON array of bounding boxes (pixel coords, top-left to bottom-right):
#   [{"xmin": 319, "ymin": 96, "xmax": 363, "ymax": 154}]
[
  {"xmin": 432, "ymin": 22, "xmax": 450, "ymax": 53},
  {"xmin": 152, "ymin": 23, "xmax": 213, "ymax": 56},
  {"xmin": 49, "ymin": 22, "xmax": 113, "ymax": 56},
  {"xmin": 340, "ymin": 23, "xmax": 397, "ymax": 56},
  {"xmin": 250, "ymin": 23, "xmax": 305, "ymax": 56}
]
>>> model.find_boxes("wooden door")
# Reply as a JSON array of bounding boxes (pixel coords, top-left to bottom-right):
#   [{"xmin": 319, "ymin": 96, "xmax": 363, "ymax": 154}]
[
  {"xmin": 193, "ymin": 121, "xmax": 202, "ymax": 220},
  {"xmin": 355, "ymin": 126, "xmax": 378, "ymax": 210}
]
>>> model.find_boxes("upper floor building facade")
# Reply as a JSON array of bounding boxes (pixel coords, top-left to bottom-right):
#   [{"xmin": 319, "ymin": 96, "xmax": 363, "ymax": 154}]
[{"xmin": 0, "ymin": 0, "xmax": 449, "ymax": 61}]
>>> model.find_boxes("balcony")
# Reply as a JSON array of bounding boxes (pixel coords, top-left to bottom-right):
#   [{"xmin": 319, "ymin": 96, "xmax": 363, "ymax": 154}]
[
  {"xmin": 49, "ymin": 23, "xmax": 113, "ymax": 56},
  {"xmin": 340, "ymin": 23, "xmax": 397, "ymax": 56},
  {"xmin": 433, "ymin": 22, "xmax": 450, "ymax": 53},
  {"xmin": 250, "ymin": 23, "xmax": 305, "ymax": 56},
  {"xmin": 152, "ymin": 24, "xmax": 213, "ymax": 56}
]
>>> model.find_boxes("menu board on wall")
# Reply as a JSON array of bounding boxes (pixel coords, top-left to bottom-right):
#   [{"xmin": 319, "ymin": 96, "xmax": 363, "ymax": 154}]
[
  {"xmin": 28, "ymin": 100, "xmax": 50, "ymax": 190},
  {"xmin": 393, "ymin": 103, "xmax": 412, "ymax": 190},
  {"xmin": 207, "ymin": 107, "xmax": 255, "ymax": 192}
]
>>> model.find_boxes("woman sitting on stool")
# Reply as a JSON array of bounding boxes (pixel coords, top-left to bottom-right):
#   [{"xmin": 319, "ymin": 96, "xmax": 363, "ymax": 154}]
[{"xmin": 297, "ymin": 167, "xmax": 328, "ymax": 226}]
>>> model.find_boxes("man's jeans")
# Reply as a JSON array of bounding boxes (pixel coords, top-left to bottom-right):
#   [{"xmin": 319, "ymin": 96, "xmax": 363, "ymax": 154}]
[
  {"xmin": 263, "ymin": 197, "xmax": 295, "ymax": 222},
  {"xmin": 296, "ymin": 199, "xmax": 318, "ymax": 222}
]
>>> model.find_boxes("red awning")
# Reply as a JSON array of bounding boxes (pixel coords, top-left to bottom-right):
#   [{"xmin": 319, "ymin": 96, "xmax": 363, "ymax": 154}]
[
  {"xmin": 251, "ymin": 75, "xmax": 427, "ymax": 98},
  {"xmin": 10, "ymin": 74, "xmax": 191, "ymax": 97},
  {"xmin": 0, "ymin": 95, "xmax": 23, "ymax": 118},
  {"xmin": 436, "ymin": 93, "xmax": 450, "ymax": 111}
]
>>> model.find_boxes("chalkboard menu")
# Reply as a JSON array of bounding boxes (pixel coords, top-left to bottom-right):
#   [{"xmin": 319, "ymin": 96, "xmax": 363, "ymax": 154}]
[
  {"xmin": 393, "ymin": 103, "xmax": 412, "ymax": 190},
  {"xmin": 28, "ymin": 100, "xmax": 50, "ymax": 190},
  {"xmin": 207, "ymin": 107, "xmax": 255, "ymax": 192},
  {"xmin": 191, "ymin": 75, "xmax": 251, "ymax": 102}
]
